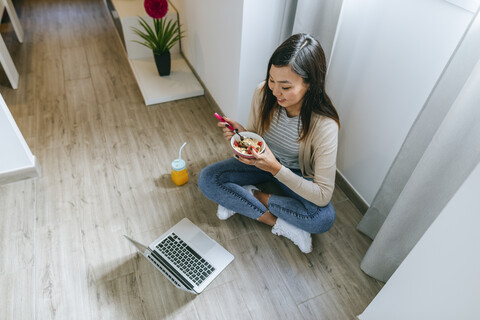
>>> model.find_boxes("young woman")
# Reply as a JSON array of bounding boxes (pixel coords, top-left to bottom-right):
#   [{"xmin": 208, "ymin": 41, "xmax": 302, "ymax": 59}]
[{"xmin": 198, "ymin": 33, "xmax": 340, "ymax": 253}]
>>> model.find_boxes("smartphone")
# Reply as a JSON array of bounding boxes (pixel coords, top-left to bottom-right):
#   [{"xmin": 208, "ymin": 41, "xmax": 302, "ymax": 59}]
[{"xmin": 213, "ymin": 113, "xmax": 234, "ymax": 131}]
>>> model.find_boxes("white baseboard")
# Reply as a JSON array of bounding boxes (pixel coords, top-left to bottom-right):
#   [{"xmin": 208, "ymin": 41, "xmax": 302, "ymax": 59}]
[{"xmin": 0, "ymin": 156, "xmax": 41, "ymax": 186}]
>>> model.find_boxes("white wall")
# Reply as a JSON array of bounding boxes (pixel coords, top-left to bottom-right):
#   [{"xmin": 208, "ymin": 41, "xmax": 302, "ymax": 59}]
[
  {"xmin": 327, "ymin": 0, "xmax": 475, "ymax": 204},
  {"xmin": 169, "ymin": 0, "xmax": 243, "ymax": 121},
  {"xmin": 358, "ymin": 160, "xmax": 480, "ymax": 320},
  {"xmin": 237, "ymin": 0, "xmax": 290, "ymax": 125},
  {"xmin": 0, "ymin": 94, "xmax": 40, "ymax": 185},
  {"xmin": 293, "ymin": 0, "xmax": 345, "ymax": 63},
  {"xmin": 170, "ymin": 0, "xmax": 291, "ymax": 126}
]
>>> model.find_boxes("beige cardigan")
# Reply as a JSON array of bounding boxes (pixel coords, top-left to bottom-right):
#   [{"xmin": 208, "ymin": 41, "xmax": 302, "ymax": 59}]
[{"xmin": 246, "ymin": 83, "xmax": 338, "ymax": 207}]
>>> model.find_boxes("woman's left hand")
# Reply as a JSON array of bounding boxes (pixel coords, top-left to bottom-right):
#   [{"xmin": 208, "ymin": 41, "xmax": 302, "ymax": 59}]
[{"xmin": 236, "ymin": 144, "xmax": 282, "ymax": 175}]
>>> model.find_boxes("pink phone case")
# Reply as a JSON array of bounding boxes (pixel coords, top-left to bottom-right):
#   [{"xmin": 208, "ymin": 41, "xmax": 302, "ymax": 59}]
[{"xmin": 214, "ymin": 113, "xmax": 234, "ymax": 131}]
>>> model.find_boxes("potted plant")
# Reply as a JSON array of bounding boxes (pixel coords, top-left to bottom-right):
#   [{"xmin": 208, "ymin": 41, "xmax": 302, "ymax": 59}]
[{"xmin": 131, "ymin": 0, "xmax": 184, "ymax": 76}]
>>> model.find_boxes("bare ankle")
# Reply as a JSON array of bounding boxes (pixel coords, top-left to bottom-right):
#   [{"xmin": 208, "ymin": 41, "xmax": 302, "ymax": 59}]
[
  {"xmin": 256, "ymin": 210, "xmax": 277, "ymax": 227},
  {"xmin": 253, "ymin": 190, "xmax": 271, "ymax": 207}
]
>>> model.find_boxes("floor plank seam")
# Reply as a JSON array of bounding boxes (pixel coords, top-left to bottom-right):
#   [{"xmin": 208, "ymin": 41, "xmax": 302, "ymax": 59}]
[{"xmin": 296, "ymin": 287, "xmax": 337, "ymax": 306}]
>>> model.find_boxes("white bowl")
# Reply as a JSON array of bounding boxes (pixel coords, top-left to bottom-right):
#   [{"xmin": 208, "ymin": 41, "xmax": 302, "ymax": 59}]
[{"xmin": 230, "ymin": 131, "xmax": 266, "ymax": 159}]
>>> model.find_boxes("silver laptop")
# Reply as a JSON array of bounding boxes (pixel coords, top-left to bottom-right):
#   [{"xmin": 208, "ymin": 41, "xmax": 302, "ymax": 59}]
[{"xmin": 124, "ymin": 218, "xmax": 234, "ymax": 294}]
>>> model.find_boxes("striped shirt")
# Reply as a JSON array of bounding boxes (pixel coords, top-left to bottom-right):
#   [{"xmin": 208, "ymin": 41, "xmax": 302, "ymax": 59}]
[{"xmin": 263, "ymin": 108, "xmax": 302, "ymax": 169}]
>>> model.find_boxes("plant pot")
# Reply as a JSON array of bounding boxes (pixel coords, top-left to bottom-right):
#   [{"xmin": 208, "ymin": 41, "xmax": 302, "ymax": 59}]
[{"xmin": 154, "ymin": 51, "xmax": 171, "ymax": 76}]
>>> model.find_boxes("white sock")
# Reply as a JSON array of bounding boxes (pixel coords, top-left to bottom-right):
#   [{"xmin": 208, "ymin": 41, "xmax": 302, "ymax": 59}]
[
  {"xmin": 272, "ymin": 218, "xmax": 312, "ymax": 253},
  {"xmin": 243, "ymin": 184, "xmax": 259, "ymax": 196},
  {"xmin": 217, "ymin": 205, "xmax": 235, "ymax": 220}
]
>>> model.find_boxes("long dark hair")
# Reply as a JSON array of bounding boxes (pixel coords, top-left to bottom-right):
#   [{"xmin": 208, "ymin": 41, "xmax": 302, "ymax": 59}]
[{"xmin": 259, "ymin": 33, "xmax": 340, "ymax": 140}]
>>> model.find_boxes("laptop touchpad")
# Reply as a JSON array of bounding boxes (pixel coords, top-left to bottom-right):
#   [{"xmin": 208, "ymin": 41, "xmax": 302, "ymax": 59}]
[{"xmin": 191, "ymin": 232, "xmax": 216, "ymax": 253}]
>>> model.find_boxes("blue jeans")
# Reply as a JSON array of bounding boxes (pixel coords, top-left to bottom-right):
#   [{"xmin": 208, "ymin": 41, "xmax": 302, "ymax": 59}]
[{"xmin": 197, "ymin": 158, "xmax": 335, "ymax": 234}]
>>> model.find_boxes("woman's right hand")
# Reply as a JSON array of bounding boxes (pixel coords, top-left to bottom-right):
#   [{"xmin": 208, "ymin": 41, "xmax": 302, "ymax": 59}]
[{"xmin": 216, "ymin": 116, "xmax": 246, "ymax": 141}]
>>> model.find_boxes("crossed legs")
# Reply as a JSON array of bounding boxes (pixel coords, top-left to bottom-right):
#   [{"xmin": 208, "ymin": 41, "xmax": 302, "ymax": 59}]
[{"xmin": 252, "ymin": 190, "xmax": 277, "ymax": 226}]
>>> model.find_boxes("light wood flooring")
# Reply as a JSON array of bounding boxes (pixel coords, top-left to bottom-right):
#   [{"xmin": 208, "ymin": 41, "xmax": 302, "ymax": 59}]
[{"xmin": 0, "ymin": 0, "xmax": 383, "ymax": 319}]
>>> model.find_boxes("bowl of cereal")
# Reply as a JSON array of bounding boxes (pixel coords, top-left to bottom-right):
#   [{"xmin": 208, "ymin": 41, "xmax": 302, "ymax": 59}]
[{"xmin": 230, "ymin": 132, "xmax": 266, "ymax": 159}]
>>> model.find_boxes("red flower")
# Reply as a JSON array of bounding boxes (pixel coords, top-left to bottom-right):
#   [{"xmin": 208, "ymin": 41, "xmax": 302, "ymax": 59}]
[{"xmin": 144, "ymin": 0, "xmax": 168, "ymax": 19}]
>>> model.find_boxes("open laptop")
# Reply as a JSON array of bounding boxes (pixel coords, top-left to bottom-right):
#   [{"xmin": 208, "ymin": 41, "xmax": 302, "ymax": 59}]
[{"xmin": 124, "ymin": 218, "xmax": 234, "ymax": 294}]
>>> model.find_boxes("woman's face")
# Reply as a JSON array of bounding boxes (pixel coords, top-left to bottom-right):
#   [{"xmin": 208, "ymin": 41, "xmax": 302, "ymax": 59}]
[{"xmin": 268, "ymin": 65, "xmax": 309, "ymax": 116}]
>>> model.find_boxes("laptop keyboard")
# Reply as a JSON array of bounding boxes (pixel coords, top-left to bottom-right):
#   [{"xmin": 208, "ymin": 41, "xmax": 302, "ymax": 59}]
[{"xmin": 156, "ymin": 233, "xmax": 215, "ymax": 286}]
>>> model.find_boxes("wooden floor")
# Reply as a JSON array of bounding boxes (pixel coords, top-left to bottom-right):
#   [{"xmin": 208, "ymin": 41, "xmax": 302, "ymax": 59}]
[{"xmin": 0, "ymin": 0, "xmax": 383, "ymax": 319}]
